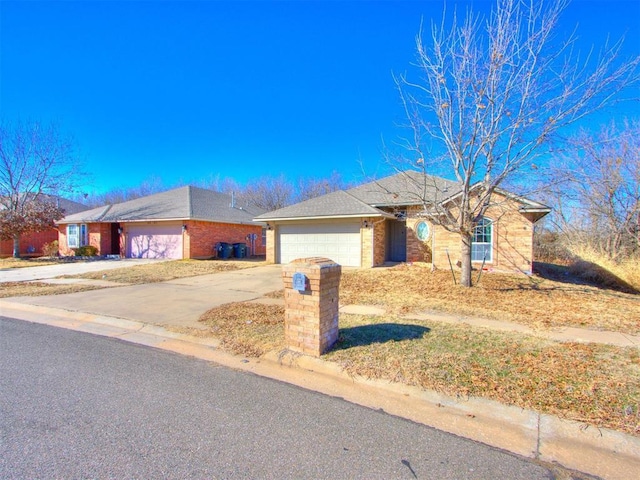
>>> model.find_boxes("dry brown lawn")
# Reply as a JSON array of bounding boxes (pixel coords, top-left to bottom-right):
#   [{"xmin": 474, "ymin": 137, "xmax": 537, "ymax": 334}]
[
  {"xmin": 340, "ymin": 264, "xmax": 640, "ymax": 334},
  {"xmin": 198, "ymin": 263, "xmax": 640, "ymax": 436},
  {"xmin": 0, "ymin": 282, "xmax": 102, "ymax": 298},
  {"xmin": 200, "ymin": 303, "xmax": 285, "ymax": 357},
  {"xmin": 328, "ymin": 314, "xmax": 639, "ymax": 436},
  {"xmin": 198, "ymin": 303, "xmax": 640, "ymax": 436},
  {"xmin": 66, "ymin": 259, "xmax": 261, "ymax": 284},
  {"xmin": 0, "ymin": 257, "xmax": 62, "ymax": 269}
]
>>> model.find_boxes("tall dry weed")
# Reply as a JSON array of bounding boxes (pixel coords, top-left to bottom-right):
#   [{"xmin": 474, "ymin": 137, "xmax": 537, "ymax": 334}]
[{"xmin": 568, "ymin": 246, "xmax": 640, "ymax": 292}]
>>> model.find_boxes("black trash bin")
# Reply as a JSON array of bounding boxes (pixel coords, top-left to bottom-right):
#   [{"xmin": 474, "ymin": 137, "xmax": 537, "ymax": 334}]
[
  {"xmin": 217, "ymin": 242, "xmax": 233, "ymax": 259},
  {"xmin": 233, "ymin": 242, "xmax": 247, "ymax": 259}
]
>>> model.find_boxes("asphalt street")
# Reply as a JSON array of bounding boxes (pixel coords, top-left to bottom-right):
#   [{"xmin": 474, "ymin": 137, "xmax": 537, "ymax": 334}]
[{"xmin": 0, "ymin": 317, "xmax": 556, "ymax": 479}]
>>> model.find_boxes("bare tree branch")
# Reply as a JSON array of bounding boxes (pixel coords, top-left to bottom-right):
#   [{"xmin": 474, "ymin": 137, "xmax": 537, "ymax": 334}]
[
  {"xmin": 0, "ymin": 120, "xmax": 81, "ymax": 257},
  {"xmin": 392, "ymin": 0, "xmax": 639, "ymax": 286}
]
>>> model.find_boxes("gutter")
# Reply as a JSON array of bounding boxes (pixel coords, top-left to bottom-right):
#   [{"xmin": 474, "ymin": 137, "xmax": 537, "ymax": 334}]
[{"xmin": 254, "ymin": 213, "xmax": 394, "ymax": 223}]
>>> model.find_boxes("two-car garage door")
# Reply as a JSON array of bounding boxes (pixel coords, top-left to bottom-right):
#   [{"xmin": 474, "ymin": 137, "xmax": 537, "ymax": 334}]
[{"xmin": 278, "ymin": 223, "xmax": 361, "ymax": 267}]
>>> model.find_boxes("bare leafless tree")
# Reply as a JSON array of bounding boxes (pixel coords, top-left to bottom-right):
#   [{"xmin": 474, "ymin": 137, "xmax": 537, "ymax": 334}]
[
  {"xmin": 549, "ymin": 121, "xmax": 640, "ymax": 261},
  {"xmin": 392, "ymin": 0, "xmax": 639, "ymax": 286},
  {"xmin": 83, "ymin": 175, "xmax": 168, "ymax": 207},
  {"xmin": 0, "ymin": 120, "xmax": 81, "ymax": 257},
  {"xmin": 239, "ymin": 174, "xmax": 294, "ymax": 211},
  {"xmin": 295, "ymin": 171, "xmax": 351, "ymax": 202}
]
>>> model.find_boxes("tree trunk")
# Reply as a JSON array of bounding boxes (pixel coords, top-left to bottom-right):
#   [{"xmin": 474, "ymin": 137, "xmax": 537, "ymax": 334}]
[
  {"xmin": 460, "ymin": 233, "xmax": 473, "ymax": 287},
  {"xmin": 12, "ymin": 235, "xmax": 20, "ymax": 259}
]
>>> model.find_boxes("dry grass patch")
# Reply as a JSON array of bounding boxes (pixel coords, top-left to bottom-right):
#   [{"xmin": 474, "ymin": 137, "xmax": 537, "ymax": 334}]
[
  {"xmin": 0, "ymin": 257, "xmax": 62, "ymax": 269},
  {"xmin": 340, "ymin": 264, "xmax": 640, "ymax": 333},
  {"xmin": 68, "ymin": 259, "xmax": 261, "ymax": 284},
  {"xmin": 196, "ymin": 301, "xmax": 639, "ymax": 435},
  {"xmin": 327, "ymin": 314, "xmax": 640, "ymax": 437},
  {"xmin": 199, "ymin": 302, "xmax": 286, "ymax": 357},
  {"xmin": 0, "ymin": 281, "xmax": 102, "ymax": 298}
]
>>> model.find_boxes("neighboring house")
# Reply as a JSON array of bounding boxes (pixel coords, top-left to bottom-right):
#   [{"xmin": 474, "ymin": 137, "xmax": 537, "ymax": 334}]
[
  {"xmin": 0, "ymin": 196, "xmax": 89, "ymax": 257},
  {"xmin": 57, "ymin": 186, "xmax": 266, "ymax": 259},
  {"xmin": 254, "ymin": 171, "xmax": 551, "ymax": 273}
]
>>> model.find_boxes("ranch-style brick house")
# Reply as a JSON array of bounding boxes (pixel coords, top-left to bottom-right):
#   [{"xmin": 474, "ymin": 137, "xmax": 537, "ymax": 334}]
[
  {"xmin": 255, "ymin": 171, "xmax": 550, "ymax": 273},
  {"xmin": 57, "ymin": 186, "xmax": 266, "ymax": 259}
]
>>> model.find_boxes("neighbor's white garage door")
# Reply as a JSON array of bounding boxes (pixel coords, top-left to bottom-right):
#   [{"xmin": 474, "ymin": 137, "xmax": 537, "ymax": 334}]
[
  {"xmin": 278, "ymin": 223, "xmax": 361, "ymax": 267},
  {"xmin": 127, "ymin": 224, "xmax": 183, "ymax": 259}
]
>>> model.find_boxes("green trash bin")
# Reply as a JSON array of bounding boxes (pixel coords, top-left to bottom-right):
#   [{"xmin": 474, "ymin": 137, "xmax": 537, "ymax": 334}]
[
  {"xmin": 217, "ymin": 242, "xmax": 233, "ymax": 259},
  {"xmin": 233, "ymin": 242, "xmax": 247, "ymax": 258}
]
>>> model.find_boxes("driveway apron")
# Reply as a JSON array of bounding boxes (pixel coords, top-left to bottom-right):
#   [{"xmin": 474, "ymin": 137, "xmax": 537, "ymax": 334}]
[{"xmin": 3, "ymin": 265, "xmax": 283, "ymax": 330}]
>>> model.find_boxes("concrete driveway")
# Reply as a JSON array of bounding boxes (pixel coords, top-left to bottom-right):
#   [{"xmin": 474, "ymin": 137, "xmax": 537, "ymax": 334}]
[
  {"xmin": 0, "ymin": 259, "xmax": 165, "ymax": 283},
  {"xmin": 2, "ymin": 264, "xmax": 284, "ymax": 330}
]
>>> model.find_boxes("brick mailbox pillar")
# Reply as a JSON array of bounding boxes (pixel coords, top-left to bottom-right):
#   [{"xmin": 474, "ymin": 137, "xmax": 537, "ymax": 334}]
[{"xmin": 282, "ymin": 257, "xmax": 341, "ymax": 357}]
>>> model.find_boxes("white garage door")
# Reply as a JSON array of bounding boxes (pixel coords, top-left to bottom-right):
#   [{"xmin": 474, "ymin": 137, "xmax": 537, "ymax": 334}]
[
  {"xmin": 127, "ymin": 225, "xmax": 183, "ymax": 259},
  {"xmin": 278, "ymin": 223, "xmax": 361, "ymax": 267}
]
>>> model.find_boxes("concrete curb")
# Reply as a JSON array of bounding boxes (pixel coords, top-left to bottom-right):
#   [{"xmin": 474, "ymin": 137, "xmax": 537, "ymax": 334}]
[
  {"xmin": 266, "ymin": 350, "xmax": 640, "ymax": 480},
  {"xmin": 1, "ymin": 299, "xmax": 638, "ymax": 480}
]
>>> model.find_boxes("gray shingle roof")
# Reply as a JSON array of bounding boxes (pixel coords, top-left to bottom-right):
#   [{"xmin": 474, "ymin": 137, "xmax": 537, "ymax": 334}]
[
  {"xmin": 254, "ymin": 190, "xmax": 387, "ymax": 221},
  {"xmin": 1, "ymin": 194, "xmax": 89, "ymax": 215},
  {"xmin": 255, "ymin": 171, "xmax": 461, "ymax": 221},
  {"xmin": 347, "ymin": 171, "xmax": 461, "ymax": 206},
  {"xmin": 59, "ymin": 186, "xmax": 265, "ymax": 225}
]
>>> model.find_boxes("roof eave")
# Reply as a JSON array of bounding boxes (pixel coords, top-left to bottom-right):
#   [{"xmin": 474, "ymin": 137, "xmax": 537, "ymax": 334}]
[{"xmin": 254, "ymin": 212, "xmax": 393, "ymax": 222}]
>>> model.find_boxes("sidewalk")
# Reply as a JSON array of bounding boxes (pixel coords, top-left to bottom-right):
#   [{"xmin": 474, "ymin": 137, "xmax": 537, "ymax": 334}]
[
  {"xmin": 1, "ymin": 265, "xmax": 639, "ymax": 479},
  {"xmin": 341, "ymin": 305, "xmax": 640, "ymax": 348}
]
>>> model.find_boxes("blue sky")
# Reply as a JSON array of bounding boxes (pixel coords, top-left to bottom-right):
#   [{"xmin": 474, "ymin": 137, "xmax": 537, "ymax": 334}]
[{"xmin": 2, "ymin": 0, "xmax": 639, "ymax": 196}]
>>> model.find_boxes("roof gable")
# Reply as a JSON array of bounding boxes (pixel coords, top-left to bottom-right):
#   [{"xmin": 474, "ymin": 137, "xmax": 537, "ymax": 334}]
[{"xmin": 347, "ymin": 171, "xmax": 461, "ymax": 207}]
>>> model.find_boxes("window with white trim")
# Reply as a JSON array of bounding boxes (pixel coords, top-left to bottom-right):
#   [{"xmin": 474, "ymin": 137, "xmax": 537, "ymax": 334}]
[
  {"xmin": 67, "ymin": 224, "xmax": 88, "ymax": 248},
  {"xmin": 471, "ymin": 217, "xmax": 493, "ymax": 262}
]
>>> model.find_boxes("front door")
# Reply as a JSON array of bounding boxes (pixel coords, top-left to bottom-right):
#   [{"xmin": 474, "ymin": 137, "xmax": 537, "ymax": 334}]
[
  {"xmin": 387, "ymin": 219, "xmax": 406, "ymax": 262},
  {"xmin": 110, "ymin": 223, "xmax": 121, "ymax": 255}
]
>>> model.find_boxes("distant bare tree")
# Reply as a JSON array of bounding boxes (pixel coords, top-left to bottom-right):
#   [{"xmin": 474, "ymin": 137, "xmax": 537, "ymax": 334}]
[
  {"xmin": 295, "ymin": 172, "xmax": 351, "ymax": 202},
  {"xmin": 0, "ymin": 120, "xmax": 80, "ymax": 257},
  {"xmin": 84, "ymin": 175, "xmax": 167, "ymax": 207},
  {"xmin": 392, "ymin": 0, "xmax": 639, "ymax": 286},
  {"xmin": 239, "ymin": 175, "xmax": 294, "ymax": 211},
  {"xmin": 549, "ymin": 121, "xmax": 640, "ymax": 261},
  {"xmin": 196, "ymin": 174, "xmax": 240, "ymax": 195}
]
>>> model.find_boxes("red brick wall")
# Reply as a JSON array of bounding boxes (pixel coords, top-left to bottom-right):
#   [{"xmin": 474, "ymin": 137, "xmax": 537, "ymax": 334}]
[
  {"xmin": 57, "ymin": 222, "xmax": 110, "ymax": 256},
  {"xmin": 58, "ymin": 221, "xmax": 264, "ymax": 259},
  {"xmin": 90, "ymin": 223, "xmax": 112, "ymax": 255},
  {"xmin": 0, "ymin": 228, "xmax": 59, "ymax": 257},
  {"xmin": 183, "ymin": 220, "xmax": 265, "ymax": 259}
]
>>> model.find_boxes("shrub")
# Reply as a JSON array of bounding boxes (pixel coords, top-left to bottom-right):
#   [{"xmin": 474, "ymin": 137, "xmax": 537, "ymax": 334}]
[
  {"xmin": 42, "ymin": 240, "xmax": 59, "ymax": 257},
  {"xmin": 533, "ymin": 230, "xmax": 573, "ymax": 264},
  {"xmin": 74, "ymin": 245, "xmax": 98, "ymax": 257}
]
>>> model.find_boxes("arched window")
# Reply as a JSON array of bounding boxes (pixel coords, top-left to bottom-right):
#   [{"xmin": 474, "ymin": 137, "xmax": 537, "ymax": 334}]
[{"xmin": 472, "ymin": 218, "xmax": 493, "ymax": 262}]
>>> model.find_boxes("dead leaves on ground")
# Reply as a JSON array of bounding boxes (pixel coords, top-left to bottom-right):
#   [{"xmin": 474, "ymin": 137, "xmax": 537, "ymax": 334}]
[
  {"xmin": 199, "ymin": 302, "xmax": 285, "ymax": 357},
  {"xmin": 198, "ymin": 301, "xmax": 639, "ymax": 436},
  {"xmin": 340, "ymin": 265, "xmax": 640, "ymax": 333}
]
